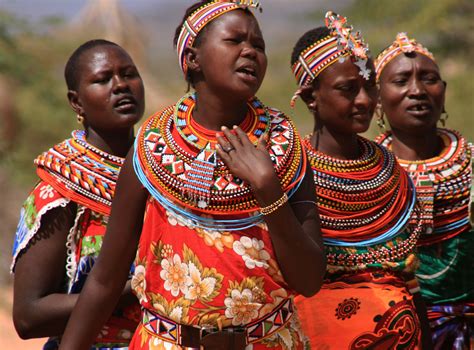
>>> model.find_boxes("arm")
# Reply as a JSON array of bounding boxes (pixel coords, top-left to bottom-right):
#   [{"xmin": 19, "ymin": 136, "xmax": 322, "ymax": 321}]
[
  {"xmin": 59, "ymin": 149, "xmax": 148, "ymax": 350},
  {"xmin": 217, "ymin": 126, "xmax": 326, "ymax": 296},
  {"xmin": 13, "ymin": 203, "xmax": 77, "ymax": 339}
]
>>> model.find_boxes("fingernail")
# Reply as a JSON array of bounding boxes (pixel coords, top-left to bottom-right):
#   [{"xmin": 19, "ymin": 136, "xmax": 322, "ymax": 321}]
[
  {"xmin": 233, "ymin": 125, "xmax": 238, "ymax": 129},
  {"xmin": 221, "ymin": 126, "xmax": 227, "ymax": 131}
]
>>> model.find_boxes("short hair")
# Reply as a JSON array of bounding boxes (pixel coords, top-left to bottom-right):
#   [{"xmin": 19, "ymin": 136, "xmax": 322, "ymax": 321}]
[
  {"xmin": 64, "ymin": 39, "xmax": 120, "ymax": 91},
  {"xmin": 290, "ymin": 27, "xmax": 330, "ymax": 66}
]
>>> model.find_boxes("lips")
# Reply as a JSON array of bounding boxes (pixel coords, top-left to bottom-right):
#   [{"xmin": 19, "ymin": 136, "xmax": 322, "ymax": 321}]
[
  {"xmin": 113, "ymin": 95, "xmax": 137, "ymax": 112},
  {"xmin": 236, "ymin": 64, "xmax": 258, "ymax": 83},
  {"xmin": 406, "ymin": 102, "xmax": 432, "ymax": 116}
]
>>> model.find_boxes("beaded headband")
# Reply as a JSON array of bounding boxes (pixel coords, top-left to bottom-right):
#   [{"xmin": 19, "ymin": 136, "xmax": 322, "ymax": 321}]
[
  {"xmin": 375, "ymin": 32, "xmax": 435, "ymax": 81},
  {"xmin": 176, "ymin": 0, "xmax": 261, "ymax": 75},
  {"xmin": 292, "ymin": 11, "xmax": 371, "ymax": 90}
]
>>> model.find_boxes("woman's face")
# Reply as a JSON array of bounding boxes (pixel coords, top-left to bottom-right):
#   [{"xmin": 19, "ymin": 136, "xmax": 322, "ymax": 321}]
[
  {"xmin": 191, "ymin": 10, "xmax": 267, "ymax": 101},
  {"xmin": 379, "ymin": 53, "xmax": 445, "ymax": 133},
  {"xmin": 72, "ymin": 45, "xmax": 145, "ymax": 131},
  {"xmin": 313, "ymin": 58, "xmax": 378, "ymax": 135}
]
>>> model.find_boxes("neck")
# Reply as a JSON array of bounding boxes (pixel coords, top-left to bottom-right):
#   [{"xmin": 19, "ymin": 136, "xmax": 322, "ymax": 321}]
[
  {"xmin": 85, "ymin": 127, "xmax": 135, "ymax": 158},
  {"xmin": 311, "ymin": 126, "xmax": 361, "ymax": 160},
  {"xmin": 389, "ymin": 127, "xmax": 442, "ymax": 161},
  {"xmin": 191, "ymin": 89, "xmax": 249, "ymax": 131}
]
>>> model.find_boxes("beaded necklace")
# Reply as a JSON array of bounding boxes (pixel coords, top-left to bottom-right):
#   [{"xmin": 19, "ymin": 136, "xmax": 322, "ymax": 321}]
[
  {"xmin": 34, "ymin": 130, "xmax": 124, "ymax": 215},
  {"xmin": 134, "ymin": 94, "xmax": 306, "ymax": 231},
  {"xmin": 304, "ymin": 135, "xmax": 419, "ymax": 247},
  {"xmin": 376, "ymin": 129, "xmax": 473, "ymax": 245}
]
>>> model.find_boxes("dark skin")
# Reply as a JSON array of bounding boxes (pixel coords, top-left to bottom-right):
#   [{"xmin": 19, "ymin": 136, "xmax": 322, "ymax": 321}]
[
  {"xmin": 59, "ymin": 10, "xmax": 325, "ymax": 350},
  {"xmin": 379, "ymin": 52, "xmax": 446, "ymax": 161},
  {"xmin": 12, "ymin": 44, "xmax": 144, "ymax": 339},
  {"xmin": 298, "ymin": 58, "xmax": 378, "ymax": 158},
  {"xmin": 379, "ymin": 52, "xmax": 447, "ymax": 350}
]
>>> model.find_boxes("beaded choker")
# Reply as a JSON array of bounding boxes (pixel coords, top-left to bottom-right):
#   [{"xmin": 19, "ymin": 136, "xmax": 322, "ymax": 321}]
[
  {"xmin": 34, "ymin": 130, "xmax": 124, "ymax": 215},
  {"xmin": 133, "ymin": 94, "xmax": 306, "ymax": 230},
  {"xmin": 376, "ymin": 129, "xmax": 473, "ymax": 245}
]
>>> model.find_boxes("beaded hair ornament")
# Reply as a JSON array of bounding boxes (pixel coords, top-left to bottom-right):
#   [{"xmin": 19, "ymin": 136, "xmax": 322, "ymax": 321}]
[
  {"xmin": 291, "ymin": 11, "xmax": 370, "ymax": 107},
  {"xmin": 176, "ymin": 0, "xmax": 261, "ymax": 75},
  {"xmin": 375, "ymin": 32, "xmax": 435, "ymax": 81}
]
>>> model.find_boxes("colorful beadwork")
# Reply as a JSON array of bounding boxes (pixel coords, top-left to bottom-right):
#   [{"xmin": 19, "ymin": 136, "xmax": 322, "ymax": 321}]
[
  {"xmin": 133, "ymin": 94, "xmax": 306, "ymax": 231},
  {"xmin": 34, "ymin": 130, "xmax": 123, "ymax": 215},
  {"xmin": 376, "ymin": 129, "xmax": 473, "ymax": 245},
  {"xmin": 375, "ymin": 32, "xmax": 435, "ymax": 80},
  {"xmin": 176, "ymin": 0, "xmax": 261, "ymax": 75},
  {"xmin": 303, "ymin": 136, "xmax": 423, "ymax": 273},
  {"xmin": 292, "ymin": 11, "xmax": 371, "ymax": 88}
]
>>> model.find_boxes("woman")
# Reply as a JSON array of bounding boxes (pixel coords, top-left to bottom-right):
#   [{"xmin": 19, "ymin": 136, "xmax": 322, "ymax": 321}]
[
  {"xmin": 59, "ymin": 1, "xmax": 326, "ymax": 350},
  {"xmin": 11, "ymin": 39, "xmax": 145, "ymax": 349},
  {"xmin": 375, "ymin": 33, "xmax": 473, "ymax": 349},
  {"xmin": 290, "ymin": 12, "xmax": 428, "ymax": 349}
]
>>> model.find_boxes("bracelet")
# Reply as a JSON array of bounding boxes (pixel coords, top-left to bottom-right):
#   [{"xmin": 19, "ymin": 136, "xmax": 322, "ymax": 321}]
[
  {"xmin": 260, "ymin": 193, "xmax": 288, "ymax": 216},
  {"xmin": 406, "ymin": 278, "xmax": 421, "ymax": 295}
]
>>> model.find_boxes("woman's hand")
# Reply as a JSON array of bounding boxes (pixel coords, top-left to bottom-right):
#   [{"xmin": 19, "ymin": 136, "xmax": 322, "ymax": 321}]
[{"xmin": 216, "ymin": 126, "xmax": 277, "ymax": 192}]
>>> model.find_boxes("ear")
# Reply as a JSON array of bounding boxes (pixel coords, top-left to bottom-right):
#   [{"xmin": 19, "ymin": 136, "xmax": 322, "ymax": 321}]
[
  {"xmin": 299, "ymin": 85, "xmax": 317, "ymax": 113},
  {"xmin": 67, "ymin": 90, "xmax": 84, "ymax": 116},
  {"xmin": 184, "ymin": 46, "xmax": 200, "ymax": 73}
]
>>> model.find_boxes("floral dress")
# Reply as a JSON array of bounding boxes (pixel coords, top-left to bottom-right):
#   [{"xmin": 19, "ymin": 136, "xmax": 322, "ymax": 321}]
[{"xmin": 129, "ymin": 94, "xmax": 309, "ymax": 350}]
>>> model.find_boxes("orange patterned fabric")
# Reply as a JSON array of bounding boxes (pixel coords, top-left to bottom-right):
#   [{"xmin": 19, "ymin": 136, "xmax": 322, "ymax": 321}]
[{"xmin": 296, "ymin": 272, "xmax": 421, "ymax": 349}]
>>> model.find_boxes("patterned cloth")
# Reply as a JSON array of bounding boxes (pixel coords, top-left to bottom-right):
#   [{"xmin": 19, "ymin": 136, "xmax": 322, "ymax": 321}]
[
  {"xmin": 129, "ymin": 99, "xmax": 308, "ymax": 350},
  {"xmin": 11, "ymin": 131, "xmax": 140, "ymax": 350},
  {"xmin": 295, "ymin": 137, "xmax": 423, "ymax": 349},
  {"xmin": 376, "ymin": 129, "xmax": 474, "ymax": 349}
]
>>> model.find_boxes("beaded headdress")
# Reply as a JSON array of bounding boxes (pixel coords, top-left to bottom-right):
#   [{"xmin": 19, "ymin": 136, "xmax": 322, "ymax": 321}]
[
  {"xmin": 375, "ymin": 32, "xmax": 435, "ymax": 81},
  {"xmin": 292, "ymin": 11, "xmax": 371, "ymax": 90},
  {"xmin": 176, "ymin": 0, "xmax": 261, "ymax": 75}
]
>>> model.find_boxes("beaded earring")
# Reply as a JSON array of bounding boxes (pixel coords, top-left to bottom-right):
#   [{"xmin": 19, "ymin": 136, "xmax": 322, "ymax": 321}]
[
  {"xmin": 439, "ymin": 108, "xmax": 449, "ymax": 127},
  {"xmin": 77, "ymin": 114, "xmax": 85, "ymax": 125},
  {"xmin": 375, "ymin": 107, "xmax": 386, "ymax": 133}
]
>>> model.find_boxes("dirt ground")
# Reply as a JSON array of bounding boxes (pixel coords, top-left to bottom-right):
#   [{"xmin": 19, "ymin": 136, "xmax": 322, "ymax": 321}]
[{"xmin": 0, "ymin": 169, "xmax": 47, "ymax": 348}]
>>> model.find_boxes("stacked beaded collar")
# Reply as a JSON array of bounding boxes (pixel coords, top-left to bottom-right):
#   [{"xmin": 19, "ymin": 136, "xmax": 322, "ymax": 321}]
[
  {"xmin": 292, "ymin": 11, "xmax": 370, "ymax": 89},
  {"xmin": 304, "ymin": 136, "xmax": 423, "ymax": 272},
  {"xmin": 375, "ymin": 32, "xmax": 435, "ymax": 81},
  {"xmin": 34, "ymin": 130, "xmax": 123, "ymax": 215},
  {"xmin": 376, "ymin": 129, "xmax": 473, "ymax": 245},
  {"xmin": 133, "ymin": 93, "xmax": 306, "ymax": 230},
  {"xmin": 177, "ymin": 0, "xmax": 261, "ymax": 75},
  {"xmin": 304, "ymin": 136, "xmax": 420, "ymax": 246}
]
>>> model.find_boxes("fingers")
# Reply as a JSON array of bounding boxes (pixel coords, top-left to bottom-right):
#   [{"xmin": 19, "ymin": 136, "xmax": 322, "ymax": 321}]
[
  {"xmin": 215, "ymin": 144, "xmax": 232, "ymax": 165},
  {"xmin": 221, "ymin": 126, "xmax": 242, "ymax": 151},
  {"xmin": 216, "ymin": 131, "xmax": 235, "ymax": 154},
  {"xmin": 257, "ymin": 134, "xmax": 267, "ymax": 151},
  {"xmin": 233, "ymin": 126, "xmax": 254, "ymax": 148}
]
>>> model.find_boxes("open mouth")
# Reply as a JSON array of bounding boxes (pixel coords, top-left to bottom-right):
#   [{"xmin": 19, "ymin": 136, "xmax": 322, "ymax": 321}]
[
  {"xmin": 407, "ymin": 103, "xmax": 431, "ymax": 112},
  {"xmin": 114, "ymin": 96, "xmax": 137, "ymax": 111},
  {"xmin": 237, "ymin": 66, "xmax": 257, "ymax": 79}
]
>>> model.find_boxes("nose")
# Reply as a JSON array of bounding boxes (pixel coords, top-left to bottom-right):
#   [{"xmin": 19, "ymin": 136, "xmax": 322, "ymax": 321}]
[
  {"xmin": 112, "ymin": 74, "xmax": 129, "ymax": 93},
  {"xmin": 407, "ymin": 77, "xmax": 426, "ymax": 98},
  {"xmin": 241, "ymin": 42, "xmax": 257, "ymax": 59},
  {"xmin": 354, "ymin": 86, "xmax": 371, "ymax": 110}
]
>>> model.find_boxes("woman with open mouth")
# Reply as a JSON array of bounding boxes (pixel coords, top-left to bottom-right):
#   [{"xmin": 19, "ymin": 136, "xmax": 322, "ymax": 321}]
[
  {"xmin": 375, "ymin": 33, "xmax": 474, "ymax": 350},
  {"xmin": 58, "ymin": 1, "xmax": 325, "ymax": 349}
]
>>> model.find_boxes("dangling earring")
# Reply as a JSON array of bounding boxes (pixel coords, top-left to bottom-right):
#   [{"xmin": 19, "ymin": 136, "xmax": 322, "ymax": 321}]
[
  {"xmin": 375, "ymin": 107, "xmax": 386, "ymax": 133},
  {"xmin": 439, "ymin": 108, "xmax": 449, "ymax": 127},
  {"xmin": 77, "ymin": 114, "xmax": 84, "ymax": 124}
]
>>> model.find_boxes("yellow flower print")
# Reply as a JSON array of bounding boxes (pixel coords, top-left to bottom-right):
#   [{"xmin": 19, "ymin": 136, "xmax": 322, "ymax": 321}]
[
  {"xmin": 160, "ymin": 254, "xmax": 191, "ymax": 297},
  {"xmin": 131, "ymin": 265, "xmax": 148, "ymax": 303},
  {"xmin": 184, "ymin": 262, "xmax": 217, "ymax": 301},
  {"xmin": 233, "ymin": 236, "xmax": 271, "ymax": 269},
  {"xmin": 224, "ymin": 289, "xmax": 259, "ymax": 326}
]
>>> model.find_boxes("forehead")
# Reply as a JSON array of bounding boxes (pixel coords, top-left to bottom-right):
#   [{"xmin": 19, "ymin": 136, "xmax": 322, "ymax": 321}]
[
  {"xmin": 205, "ymin": 9, "xmax": 262, "ymax": 36},
  {"xmin": 80, "ymin": 45, "xmax": 133, "ymax": 72},
  {"xmin": 318, "ymin": 58, "xmax": 373, "ymax": 83},
  {"xmin": 383, "ymin": 53, "xmax": 439, "ymax": 77}
]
